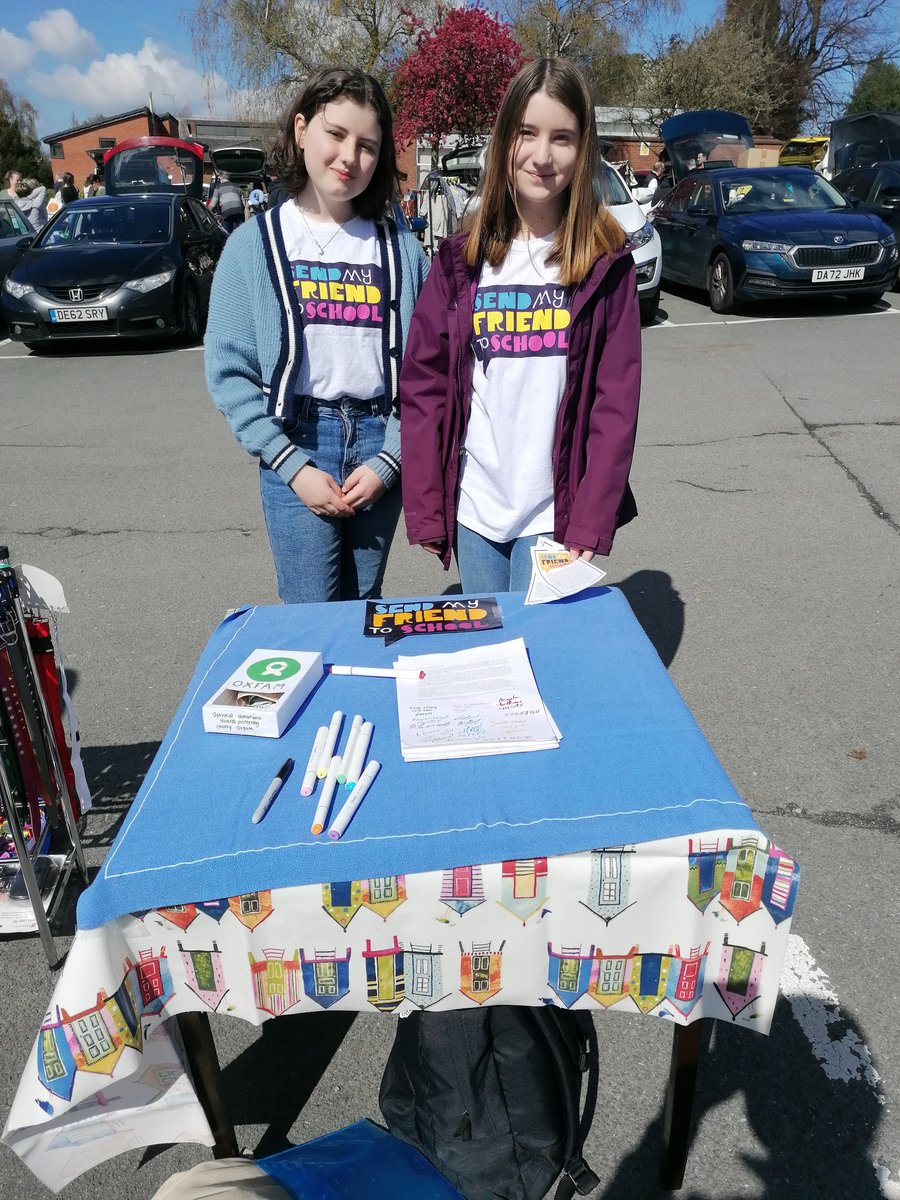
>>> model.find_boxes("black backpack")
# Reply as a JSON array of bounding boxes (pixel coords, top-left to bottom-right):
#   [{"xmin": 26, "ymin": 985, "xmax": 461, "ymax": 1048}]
[{"xmin": 378, "ymin": 1005, "xmax": 601, "ymax": 1200}]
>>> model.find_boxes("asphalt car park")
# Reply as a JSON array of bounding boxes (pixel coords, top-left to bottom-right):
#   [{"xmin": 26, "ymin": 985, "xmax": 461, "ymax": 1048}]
[{"xmin": 1, "ymin": 287, "xmax": 899, "ymax": 1200}]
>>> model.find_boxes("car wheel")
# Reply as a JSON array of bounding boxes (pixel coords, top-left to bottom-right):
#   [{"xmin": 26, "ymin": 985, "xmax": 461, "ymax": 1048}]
[
  {"xmin": 639, "ymin": 295, "xmax": 659, "ymax": 325},
  {"xmin": 708, "ymin": 253, "xmax": 736, "ymax": 314},
  {"xmin": 181, "ymin": 282, "xmax": 202, "ymax": 344}
]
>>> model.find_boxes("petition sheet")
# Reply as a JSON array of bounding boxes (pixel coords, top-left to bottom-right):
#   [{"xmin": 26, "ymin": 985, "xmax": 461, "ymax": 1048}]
[{"xmin": 394, "ymin": 637, "xmax": 560, "ymax": 759}]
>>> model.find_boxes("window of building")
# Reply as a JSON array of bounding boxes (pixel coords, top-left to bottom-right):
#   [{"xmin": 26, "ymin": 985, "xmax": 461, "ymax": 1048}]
[
  {"xmin": 50, "ymin": 143, "xmax": 64, "ymax": 159},
  {"xmin": 99, "ymin": 137, "xmax": 115, "ymax": 149}
]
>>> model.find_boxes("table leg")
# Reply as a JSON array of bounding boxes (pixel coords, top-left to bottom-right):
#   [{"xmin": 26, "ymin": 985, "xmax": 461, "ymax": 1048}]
[
  {"xmin": 176, "ymin": 1011, "xmax": 239, "ymax": 1159},
  {"xmin": 660, "ymin": 1018, "xmax": 706, "ymax": 1190}
]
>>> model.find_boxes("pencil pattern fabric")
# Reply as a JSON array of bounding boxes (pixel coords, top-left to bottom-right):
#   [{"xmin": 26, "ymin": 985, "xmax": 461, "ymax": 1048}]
[{"xmin": 77, "ymin": 590, "xmax": 756, "ymax": 929}]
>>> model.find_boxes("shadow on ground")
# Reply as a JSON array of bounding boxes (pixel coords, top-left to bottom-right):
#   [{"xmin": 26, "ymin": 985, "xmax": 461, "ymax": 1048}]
[{"xmin": 594, "ymin": 1000, "xmax": 884, "ymax": 1198}]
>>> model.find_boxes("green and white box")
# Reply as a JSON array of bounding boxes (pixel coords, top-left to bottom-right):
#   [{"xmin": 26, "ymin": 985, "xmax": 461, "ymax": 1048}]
[{"xmin": 202, "ymin": 649, "xmax": 322, "ymax": 738}]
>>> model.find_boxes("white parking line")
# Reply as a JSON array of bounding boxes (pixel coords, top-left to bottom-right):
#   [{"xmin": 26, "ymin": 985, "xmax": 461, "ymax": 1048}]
[
  {"xmin": 649, "ymin": 308, "xmax": 900, "ymax": 329},
  {"xmin": 781, "ymin": 934, "xmax": 897, "ymax": 1196}
]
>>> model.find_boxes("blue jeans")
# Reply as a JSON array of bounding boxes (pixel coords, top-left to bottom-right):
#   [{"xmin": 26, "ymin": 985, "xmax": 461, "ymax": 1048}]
[
  {"xmin": 454, "ymin": 524, "xmax": 549, "ymax": 593},
  {"xmin": 259, "ymin": 395, "xmax": 402, "ymax": 604}
]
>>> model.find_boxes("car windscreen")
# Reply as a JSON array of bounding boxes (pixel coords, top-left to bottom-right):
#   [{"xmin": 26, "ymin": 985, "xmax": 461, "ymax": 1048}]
[
  {"xmin": 780, "ymin": 140, "xmax": 823, "ymax": 156},
  {"xmin": 107, "ymin": 146, "xmax": 200, "ymax": 194},
  {"xmin": 37, "ymin": 203, "xmax": 172, "ymax": 247},
  {"xmin": 718, "ymin": 174, "xmax": 848, "ymax": 214},
  {"xmin": 596, "ymin": 162, "xmax": 632, "ymax": 207}
]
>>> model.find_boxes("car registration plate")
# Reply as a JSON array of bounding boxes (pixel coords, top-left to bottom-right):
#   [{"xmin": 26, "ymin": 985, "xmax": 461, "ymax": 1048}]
[
  {"xmin": 49, "ymin": 306, "xmax": 108, "ymax": 322},
  {"xmin": 811, "ymin": 267, "xmax": 865, "ymax": 283}
]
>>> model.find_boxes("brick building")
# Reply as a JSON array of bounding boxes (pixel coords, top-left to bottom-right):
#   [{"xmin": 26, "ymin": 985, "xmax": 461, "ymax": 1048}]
[{"xmin": 42, "ymin": 108, "xmax": 178, "ymax": 191}]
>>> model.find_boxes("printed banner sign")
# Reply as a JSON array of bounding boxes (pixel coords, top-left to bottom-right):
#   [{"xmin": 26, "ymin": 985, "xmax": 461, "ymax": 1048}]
[{"xmin": 363, "ymin": 597, "xmax": 502, "ymax": 644}]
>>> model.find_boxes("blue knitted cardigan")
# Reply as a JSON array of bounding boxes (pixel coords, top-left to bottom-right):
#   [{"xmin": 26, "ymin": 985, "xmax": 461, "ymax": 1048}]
[{"xmin": 204, "ymin": 206, "xmax": 429, "ymax": 490}]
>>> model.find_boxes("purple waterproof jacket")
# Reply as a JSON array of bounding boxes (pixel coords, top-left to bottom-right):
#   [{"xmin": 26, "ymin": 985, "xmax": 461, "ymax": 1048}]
[{"xmin": 400, "ymin": 233, "xmax": 641, "ymax": 568}]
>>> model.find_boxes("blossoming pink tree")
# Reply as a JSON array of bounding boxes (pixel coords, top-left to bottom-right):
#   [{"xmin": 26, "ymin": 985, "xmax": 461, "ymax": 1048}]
[{"xmin": 393, "ymin": 6, "xmax": 527, "ymax": 167}]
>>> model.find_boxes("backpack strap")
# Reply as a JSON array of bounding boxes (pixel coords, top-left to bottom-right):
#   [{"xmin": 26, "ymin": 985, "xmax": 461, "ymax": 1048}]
[{"xmin": 548, "ymin": 1009, "xmax": 601, "ymax": 1200}]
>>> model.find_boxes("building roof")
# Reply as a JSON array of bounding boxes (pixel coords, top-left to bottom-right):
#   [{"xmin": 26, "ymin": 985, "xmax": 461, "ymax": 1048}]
[
  {"xmin": 42, "ymin": 107, "xmax": 176, "ymax": 145},
  {"xmin": 594, "ymin": 107, "xmax": 672, "ymax": 141},
  {"xmin": 181, "ymin": 116, "xmax": 279, "ymax": 157}
]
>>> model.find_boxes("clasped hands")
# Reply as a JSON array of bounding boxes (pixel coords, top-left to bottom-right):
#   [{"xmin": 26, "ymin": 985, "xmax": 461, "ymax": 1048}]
[{"xmin": 290, "ymin": 463, "xmax": 385, "ymax": 517}]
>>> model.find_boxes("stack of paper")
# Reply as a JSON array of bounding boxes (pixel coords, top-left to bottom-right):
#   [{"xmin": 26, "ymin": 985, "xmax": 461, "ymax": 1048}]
[
  {"xmin": 525, "ymin": 537, "xmax": 607, "ymax": 605},
  {"xmin": 394, "ymin": 637, "xmax": 561, "ymax": 761}
]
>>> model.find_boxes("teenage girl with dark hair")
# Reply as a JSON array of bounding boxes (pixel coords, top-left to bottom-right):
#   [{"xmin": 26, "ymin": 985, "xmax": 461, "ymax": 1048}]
[
  {"xmin": 401, "ymin": 57, "xmax": 641, "ymax": 593},
  {"xmin": 205, "ymin": 67, "xmax": 428, "ymax": 603}
]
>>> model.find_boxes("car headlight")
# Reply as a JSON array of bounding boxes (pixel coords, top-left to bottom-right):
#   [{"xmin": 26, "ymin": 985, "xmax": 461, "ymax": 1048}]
[
  {"xmin": 123, "ymin": 269, "xmax": 176, "ymax": 294},
  {"xmin": 4, "ymin": 277, "xmax": 34, "ymax": 299},
  {"xmin": 741, "ymin": 240, "xmax": 795, "ymax": 253},
  {"xmin": 631, "ymin": 220, "xmax": 655, "ymax": 248}
]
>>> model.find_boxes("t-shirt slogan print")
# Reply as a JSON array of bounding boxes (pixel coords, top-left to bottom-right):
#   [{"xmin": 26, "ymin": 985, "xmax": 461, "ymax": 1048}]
[
  {"xmin": 472, "ymin": 283, "xmax": 571, "ymax": 366},
  {"xmin": 292, "ymin": 260, "xmax": 384, "ymax": 328}
]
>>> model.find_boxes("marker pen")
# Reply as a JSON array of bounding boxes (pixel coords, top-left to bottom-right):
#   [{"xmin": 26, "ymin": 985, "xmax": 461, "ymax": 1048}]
[
  {"xmin": 337, "ymin": 714, "xmax": 363, "ymax": 785},
  {"xmin": 328, "ymin": 760, "xmax": 381, "ymax": 840},
  {"xmin": 300, "ymin": 726, "xmax": 328, "ymax": 796},
  {"xmin": 317, "ymin": 710, "xmax": 343, "ymax": 778},
  {"xmin": 251, "ymin": 758, "xmax": 293, "ymax": 824},
  {"xmin": 311, "ymin": 754, "xmax": 341, "ymax": 835},
  {"xmin": 344, "ymin": 719, "xmax": 373, "ymax": 789},
  {"xmin": 330, "ymin": 665, "xmax": 425, "ymax": 680}
]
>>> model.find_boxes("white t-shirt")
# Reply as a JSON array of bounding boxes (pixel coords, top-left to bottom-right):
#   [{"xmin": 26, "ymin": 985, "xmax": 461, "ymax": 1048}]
[
  {"xmin": 457, "ymin": 233, "xmax": 572, "ymax": 542},
  {"xmin": 280, "ymin": 202, "xmax": 384, "ymax": 401}
]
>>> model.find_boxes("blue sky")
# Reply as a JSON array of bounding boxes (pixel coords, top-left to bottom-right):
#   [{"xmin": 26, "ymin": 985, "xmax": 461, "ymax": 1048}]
[{"xmin": 2, "ymin": 2, "xmax": 723, "ymax": 141}]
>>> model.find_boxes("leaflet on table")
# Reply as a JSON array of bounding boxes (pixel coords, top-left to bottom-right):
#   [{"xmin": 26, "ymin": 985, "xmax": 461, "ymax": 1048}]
[
  {"xmin": 524, "ymin": 537, "xmax": 607, "ymax": 605},
  {"xmin": 393, "ymin": 637, "xmax": 560, "ymax": 761},
  {"xmin": 363, "ymin": 596, "xmax": 502, "ymax": 644}
]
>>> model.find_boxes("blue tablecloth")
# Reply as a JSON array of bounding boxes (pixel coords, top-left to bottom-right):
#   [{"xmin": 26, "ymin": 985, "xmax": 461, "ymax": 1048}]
[{"xmin": 77, "ymin": 589, "xmax": 756, "ymax": 928}]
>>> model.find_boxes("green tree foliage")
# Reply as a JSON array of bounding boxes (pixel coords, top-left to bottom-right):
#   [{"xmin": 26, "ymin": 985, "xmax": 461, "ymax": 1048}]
[
  {"xmin": 722, "ymin": 0, "xmax": 900, "ymax": 135},
  {"xmin": 637, "ymin": 22, "xmax": 790, "ymax": 131},
  {"xmin": 508, "ymin": 0, "xmax": 672, "ymax": 104},
  {"xmin": 186, "ymin": 0, "xmax": 441, "ymax": 118},
  {"xmin": 0, "ymin": 81, "xmax": 52, "ymax": 186},
  {"xmin": 847, "ymin": 55, "xmax": 900, "ymax": 115}
]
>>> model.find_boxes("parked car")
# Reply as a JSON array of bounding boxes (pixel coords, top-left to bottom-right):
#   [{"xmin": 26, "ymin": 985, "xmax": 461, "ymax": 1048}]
[
  {"xmin": 0, "ymin": 198, "xmax": 33, "ymax": 287},
  {"xmin": 779, "ymin": 136, "xmax": 829, "ymax": 169},
  {"xmin": 831, "ymin": 160, "xmax": 900, "ymax": 255},
  {"xmin": 659, "ymin": 110, "xmax": 754, "ymax": 183},
  {"xmin": 206, "ymin": 145, "xmax": 268, "ymax": 208},
  {"xmin": 650, "ymin": 166, "xmax": 898, "ymax": 313},
  {"xmin": 825, "ymin": 112, "xmax": 900, "ymax": 178},
  {"xmin": 596, "ymin": 159, "xmax": 663, "ymax": 324},
  {"xmin": 1, "ymin": 193, "xmax": 226, "ymax": 348}
]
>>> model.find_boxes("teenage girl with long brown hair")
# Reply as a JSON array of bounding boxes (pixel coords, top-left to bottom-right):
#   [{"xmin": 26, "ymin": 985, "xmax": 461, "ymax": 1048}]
[{"xmin": 400, "ymin": 57, "xmax": 641, "ymax": 592}]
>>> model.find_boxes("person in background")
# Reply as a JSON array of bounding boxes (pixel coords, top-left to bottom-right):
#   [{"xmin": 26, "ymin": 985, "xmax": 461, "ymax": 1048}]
[
  {"xmin": 400, "ymin": 56, "xmax": 641, "ymax": 592},
  {"xmin": 265, "ymin": 174, "xmax": 290, "ymax": 207},
  {"xmin": 209, "ymin": 171, "xmax": 245, "ymax": 233},
  {"xmin": 248, "ymin": 178, "xmax": 267, "ymax": 214},
  {"xmin": 651, "ymin": 159, "xmax": 673, "ymax": 203},
  {"xmin": 2, "ymin": 169, "xmax": 23, "ymax": 203},
  {"xmin": 59, "ymin": 172, "xmax": 78, "ymax": 204},
  {"xmin": 15, "ymin": 178, "xmax": 48, "ymax": 231},
  {"xmin": 205, "ymin": 66, "xmax": 429, "ymax": 603}
]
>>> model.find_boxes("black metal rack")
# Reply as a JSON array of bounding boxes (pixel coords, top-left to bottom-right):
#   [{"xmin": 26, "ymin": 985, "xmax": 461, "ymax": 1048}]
[{"xmin": 0, "ymin": 546, "xmax": 88, "ymax": 965}]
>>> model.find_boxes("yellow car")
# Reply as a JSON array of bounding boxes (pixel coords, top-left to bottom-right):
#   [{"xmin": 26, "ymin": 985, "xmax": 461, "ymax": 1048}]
[{"xmin": 779, "ymin": 136, "xmax": 829, "ymax": 169}]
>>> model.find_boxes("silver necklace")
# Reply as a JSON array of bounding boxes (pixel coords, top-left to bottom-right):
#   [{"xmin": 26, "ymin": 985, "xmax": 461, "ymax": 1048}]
[{"xmin": 297, "ymin": 204, "xmax": 348, "ymax": 256}]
